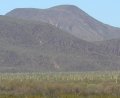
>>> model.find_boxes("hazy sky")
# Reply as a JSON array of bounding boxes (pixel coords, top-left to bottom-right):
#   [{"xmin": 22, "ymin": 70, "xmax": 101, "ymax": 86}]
[{"xmin": 1, "ymin": 0, "xmax": 120, "ymax": 27}]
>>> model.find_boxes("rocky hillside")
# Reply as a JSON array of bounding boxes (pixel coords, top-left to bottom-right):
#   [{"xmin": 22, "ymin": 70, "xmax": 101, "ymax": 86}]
[
  {"xmin": 6, "ymin": 5, "xmax": 120, "ymax": 42},
  {"xmin": 0, "ymin": 16, "xmax": 120, "ymax": 72}
]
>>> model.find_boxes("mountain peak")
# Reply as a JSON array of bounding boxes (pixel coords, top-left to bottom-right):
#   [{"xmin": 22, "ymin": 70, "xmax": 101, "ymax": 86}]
[
  {"xmin": 50, "ymin": 5, "xmax": 79, "ymax": 9},
  {"xmin": 49, "ymin": 5, "xmax": 81, "ymax": 12},
  {"xmin": 9, "ymin": 5, "xmax": 80, "ymax": 13},
  {"xmin": 6, "ymin": 5, "xmax": 120, "ymax": 42}
]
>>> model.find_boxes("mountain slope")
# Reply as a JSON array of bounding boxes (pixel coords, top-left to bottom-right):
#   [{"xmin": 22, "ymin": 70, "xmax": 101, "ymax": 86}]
[
  {"xmin": 95, "ymin": 39, "xmax": 120, "ymax": 56},
  {"xmin": 0, "ymin": 16, "xmax": 120, "ymax": 72},
  {"xmin": 6, "ymin": 5, "xmax": 120, "ymax": 42}
]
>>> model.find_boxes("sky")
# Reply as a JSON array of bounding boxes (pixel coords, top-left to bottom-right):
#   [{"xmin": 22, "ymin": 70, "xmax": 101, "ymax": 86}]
[{"xmin": 0, "ymin": 0, "xmax": 120, "ymax": 27}]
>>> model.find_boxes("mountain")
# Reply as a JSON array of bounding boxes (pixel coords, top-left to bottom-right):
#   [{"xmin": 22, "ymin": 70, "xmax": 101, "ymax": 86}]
[
  {"xmin": 95, "ymin": 38, "xmax": 120, "ymax": 56},
  {"xmin": 6, "ymin": 5, "xmax": 120, "ymax": 42},
  {"xmin": 0, "ymin": 15, "xmax": 120, "ymax": 72}
]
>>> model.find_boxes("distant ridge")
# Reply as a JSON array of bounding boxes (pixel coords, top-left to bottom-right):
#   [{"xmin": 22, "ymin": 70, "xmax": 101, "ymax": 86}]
[{"xmin": 6, "ymin": 5, "xmax": 120, "ymax": 41}]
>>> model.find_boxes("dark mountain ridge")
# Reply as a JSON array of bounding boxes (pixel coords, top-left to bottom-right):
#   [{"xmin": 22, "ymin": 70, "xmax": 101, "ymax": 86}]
[{"xmin": 0, "ymin": 15, "xmax": 120, "ymax": 72}]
